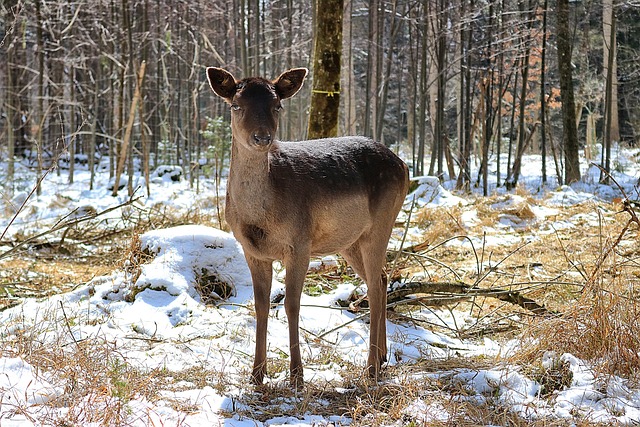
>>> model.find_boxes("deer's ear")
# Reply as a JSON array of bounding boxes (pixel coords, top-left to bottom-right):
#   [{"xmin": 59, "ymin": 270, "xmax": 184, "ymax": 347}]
[
  {"xmin": 207, "ymin": 67, "xmax": 237, "ymax": 101},
  {"xmin": 274, "ymin": 68, "xmax": 308, "ymax": 100}
]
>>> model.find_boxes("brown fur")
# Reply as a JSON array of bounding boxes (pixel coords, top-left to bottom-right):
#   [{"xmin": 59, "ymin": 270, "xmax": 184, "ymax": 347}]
[{"xmin": 206, "ymin": 67, "xmax": 409, "ymax": 388}]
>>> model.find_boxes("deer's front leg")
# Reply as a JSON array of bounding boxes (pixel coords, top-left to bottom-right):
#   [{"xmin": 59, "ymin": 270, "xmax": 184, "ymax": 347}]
[
  {"xmin": 246, "ymin": 256, "xmax": 273, "ymax": 385},
  {"xmin": 284, "ymin": 249, "xmax": 310, "ymax": 388}
]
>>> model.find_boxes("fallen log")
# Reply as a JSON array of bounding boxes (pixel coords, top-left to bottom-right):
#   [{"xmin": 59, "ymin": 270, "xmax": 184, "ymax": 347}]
[
  {"xmin": 391, "ymin": 281, "xmax": 551, "ymax": 315},
  {"xmin": 341, "ymin": 280, "xmax": 552, "ymax": 316}
]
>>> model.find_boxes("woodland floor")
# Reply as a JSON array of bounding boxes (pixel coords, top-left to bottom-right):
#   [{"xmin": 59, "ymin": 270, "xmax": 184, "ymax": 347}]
[{"xmin": 1, "ymin": 189, "xmax": 639, "ymax": 426}]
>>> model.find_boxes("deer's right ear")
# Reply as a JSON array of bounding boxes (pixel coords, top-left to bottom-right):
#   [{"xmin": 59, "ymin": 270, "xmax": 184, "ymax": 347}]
[{"xmin": 206, "ymin": 67, "xmax": 237, "ymax": 101}]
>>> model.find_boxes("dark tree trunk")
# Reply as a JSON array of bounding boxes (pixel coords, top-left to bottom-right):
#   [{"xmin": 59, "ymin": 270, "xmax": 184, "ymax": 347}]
[
  {"xmin": 601, "ymin": 2, "xmax": 616, "ymax": 184},
  {"xmin": 307, "ymin": 0, "xmax": 343, "ymax": 139},
  {"xmin": 556, "ymin": 0, "xmax": 581, "ymax": 184}
]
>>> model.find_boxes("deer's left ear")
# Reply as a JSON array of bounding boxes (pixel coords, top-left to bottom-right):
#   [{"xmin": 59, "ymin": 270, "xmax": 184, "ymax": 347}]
[{"xmin": 274, "ymin": 68, "xmax": 308, "ymax": 100}]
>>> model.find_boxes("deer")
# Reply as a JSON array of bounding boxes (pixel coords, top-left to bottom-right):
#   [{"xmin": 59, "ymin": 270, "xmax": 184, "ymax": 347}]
[{"xmin": 206, "ymin": 66, "xmax": 409, "ymax": 388}]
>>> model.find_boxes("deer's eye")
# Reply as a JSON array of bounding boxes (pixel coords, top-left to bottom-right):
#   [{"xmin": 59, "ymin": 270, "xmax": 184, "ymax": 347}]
[{"xmin": 231, "ymin": 104, "xmax": 241, "ymax": 111}]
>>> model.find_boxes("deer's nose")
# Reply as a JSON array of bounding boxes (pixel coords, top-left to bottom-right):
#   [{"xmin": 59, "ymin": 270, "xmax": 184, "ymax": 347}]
[{"xmin": 253, "ymin": 131, "xmax": 272, "ymax": 146}]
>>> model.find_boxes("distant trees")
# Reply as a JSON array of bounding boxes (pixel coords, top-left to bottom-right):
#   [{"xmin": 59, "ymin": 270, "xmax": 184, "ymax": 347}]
[
  {"xmin": 0, "ymin": 0, "xmax": 638, "ymax": 196},
  {"xmin": 0, "ymin": 0, "xmax": 312, "ymax": 197}
]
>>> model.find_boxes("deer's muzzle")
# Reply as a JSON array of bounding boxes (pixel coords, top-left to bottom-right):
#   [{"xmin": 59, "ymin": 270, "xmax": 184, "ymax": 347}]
[{"xmin": 253, "ymin": 131, "xmax": 272, "ymax": 146}]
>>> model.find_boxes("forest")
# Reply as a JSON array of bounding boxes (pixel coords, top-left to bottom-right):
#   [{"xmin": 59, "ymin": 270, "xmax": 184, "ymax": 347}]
[
  {"xmin": 1, "ymin": 1, "xmax": 640, "ymax": 425},
  {"xmin": 1, "ymin": 0, "xmax": 638, "ymax": 196}
]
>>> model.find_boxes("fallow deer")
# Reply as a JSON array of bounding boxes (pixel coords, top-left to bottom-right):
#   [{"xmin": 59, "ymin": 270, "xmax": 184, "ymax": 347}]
[{"xmin": 206, "ymin": 67, "xmax": 409, "ymax": 387}]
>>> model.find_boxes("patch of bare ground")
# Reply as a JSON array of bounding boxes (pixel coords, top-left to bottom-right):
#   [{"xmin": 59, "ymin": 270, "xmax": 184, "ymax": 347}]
[
  {"xmin": 0, "ymin": 247, "xmax": 120, "ymax": 311},
  {"xmin": 215, "ymin": 361, "xmax": 592, "ymax": 426}
]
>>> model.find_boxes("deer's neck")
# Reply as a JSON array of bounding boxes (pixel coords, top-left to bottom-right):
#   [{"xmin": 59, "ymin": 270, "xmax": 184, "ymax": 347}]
[
  {"xmin": 229, "ymin": 139, "xmax": 270, "ymax": 178},
  {"xmin": 227, "ymin": 139, "xmax": 275, "ymax": 222}
]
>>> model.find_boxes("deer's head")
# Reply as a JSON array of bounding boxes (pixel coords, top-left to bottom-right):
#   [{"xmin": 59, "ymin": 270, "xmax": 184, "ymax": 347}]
[{"xmin": 206, "ymin": 67, "xmax": 308, "ymax": 151}]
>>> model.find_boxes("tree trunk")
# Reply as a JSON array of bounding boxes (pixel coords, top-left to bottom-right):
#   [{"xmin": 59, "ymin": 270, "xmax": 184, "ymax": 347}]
[
  {"xmin": 434, "ymin": 7, "xmax": 447, "ymax": 179},
  {"xmin": 416, "ymin": 9, "xmax": 428, "ymax": 177},
  {"xmin": 69, "ymin": 67, "xmax": 76, "ymax": 184},
  {"xmin": 455, "ymin": 0, "xmax": 472, "ymax": 191},
  {"xmin": 556, "ymin": 0, "xmax": 581, "ymax": 184},
  {"xmin": 506, "ymin": 64, "xmax": 518, "ymax": 182},
  {"xmin": 5, "ymin": 41, "xmax": 15, "ymax": 195},
  {"xmin": 540, "ymin": 0, "xmax": 548, "ymax": 185},
  {"xmin": 426, "ymin": 0, "xmax": 441, "ymax": 176},
  {"xmin": 602, "ymin": 0, "xmax": 619, "ymax": 143},
  {"xmin": 112, "ymin": 61, "xmax": 146, "ymax": 197},
  {"xmin": 407, "ymin": 5, "xmax": 418, "ymax": 174},
  {"xmin": 363, "ymin": 0, "xmax": 378, "ymax": 138},
  {"xmin": 35, "ymin": 0, "xmax": 45, "ymax": 194},
  {"xmin": 375, "ymin": 0, "xmax": 401, "ymax": 143},
  {"xmin": 89, "ymin": 73, "xmax": 99, "ymax": 191},
  {"xmin": 601, "ymin": 0, "xmax": 617, "ymax": 183},
  {"xmin": 4, "ymin": 0, "xmax": 19, "ymax": 193},
  {"xmin": 495, "ymin": 0, "xmax": 506, "ymax": 187},
  {"xmin": 342, "ymin": 0, "xmax": 357, "ymax": 135},
  {"xmin": 307, "ymin": 0, "xmax": 343, "ymax": 139}
]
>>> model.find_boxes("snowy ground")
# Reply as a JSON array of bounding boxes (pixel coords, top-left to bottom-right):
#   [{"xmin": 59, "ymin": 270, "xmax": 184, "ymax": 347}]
[{"xmin": 0, "ymin": 144, "xmax": 639, "ymax": 426}]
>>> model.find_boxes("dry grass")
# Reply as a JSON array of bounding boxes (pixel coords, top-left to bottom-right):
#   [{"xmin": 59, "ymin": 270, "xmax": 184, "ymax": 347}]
[
  {"xmin": 517, "ymin": 234, "xmax": 640, "ymax": 382},
  {"xmin": 509, "ymin": 195, "xmax": 640, "ymax": 383},
  {"xmin": 219, "ymin": 360, "xmax": 595, "ymax": 426},
  {"xmin": 2, "ymin": 307, "xmax": 162, "ymax": 425}
]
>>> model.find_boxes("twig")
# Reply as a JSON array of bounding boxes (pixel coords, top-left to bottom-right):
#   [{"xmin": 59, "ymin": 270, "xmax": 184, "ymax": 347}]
[
  {"xmin": 473, "ymin": 240, "xmax": 530, "ymax": 287},
  {"xmin": 585, "ymin": 163, "xmax": 640, "ymax": 284},
  {"xmin": 388, "ymin": 195, "xmax": 415, "ymax": 278},
  {"xmin": 402, "ymin": 234, "xmax": 478, "ymax": 281},
  {"xmin": 317, "ymin": 311, "xmax": 371, "ymax": 339},
  {"xmin": 59, "ymin": 301, "xmax": 80, "ymax": 348},
  {"xmin": 1, "ymin": 165, "xmax": 56, "ymax": 242},
  {"xmin": 551, "ymin": 223, "xmax": 588, "ymax": 281}
]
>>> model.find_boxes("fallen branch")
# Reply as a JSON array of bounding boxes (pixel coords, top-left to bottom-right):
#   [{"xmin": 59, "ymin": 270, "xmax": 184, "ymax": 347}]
[
  {"xmin": 324, "ymin": 281, "xmax": 551, "ymax": 340},
  {"xmin": 388, "ymin": 281, "xmax": 551, "ymax": 315},
  {"xmin": 0, "ymin": 193, "xmax": 142, "ymax": 261},
  {"xmin": 341, "ymin": 280, "xmax": 552, "ymax": 316}
]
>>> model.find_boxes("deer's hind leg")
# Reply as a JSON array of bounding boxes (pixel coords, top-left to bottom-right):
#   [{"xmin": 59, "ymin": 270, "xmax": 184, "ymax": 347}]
[{"xmin": 341, "ymin": 237, "xmax": 389, "ymax": 379}]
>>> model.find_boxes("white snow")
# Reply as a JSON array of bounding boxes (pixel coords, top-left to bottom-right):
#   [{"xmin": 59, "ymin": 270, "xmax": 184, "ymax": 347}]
[{"xmin": 0, "ymin": 144, "xmax": 639, "ymax": 425}]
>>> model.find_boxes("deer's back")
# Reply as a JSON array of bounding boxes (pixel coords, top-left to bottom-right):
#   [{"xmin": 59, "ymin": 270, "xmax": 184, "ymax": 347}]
[{"xmin": 270, "ymin": 136, "xmax": 407, "ymax": 202}]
